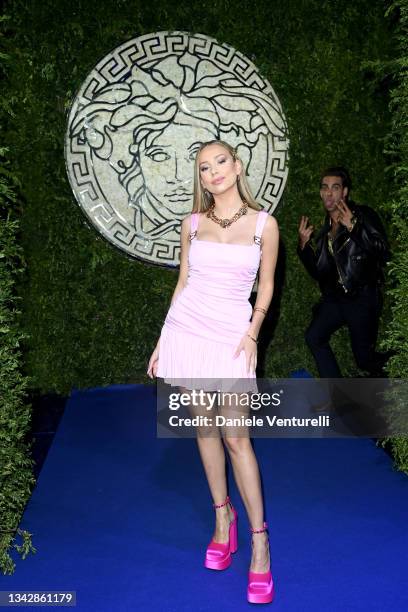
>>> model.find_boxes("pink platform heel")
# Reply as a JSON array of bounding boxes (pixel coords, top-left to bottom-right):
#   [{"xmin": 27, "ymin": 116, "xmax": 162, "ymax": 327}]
[
  {"xmin": 204, "ymin": 496, "xmax": 238, "ymax": 570},
  {"xmin": 247, "ymin": 522, "xmax": 274, "ymax": 604}
]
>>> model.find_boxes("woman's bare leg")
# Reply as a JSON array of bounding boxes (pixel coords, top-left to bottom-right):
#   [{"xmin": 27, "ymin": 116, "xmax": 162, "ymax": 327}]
[
  {"xmin": 196, "ymin": 435, "xmax": 235, "ymax": 541},
  {"xmin": 220, "ymin": 395, "xmax": 270, "ymax": 572},
  {"xmin": 182, "ymin": 387, "xmax": 235, "ymax": 541}
]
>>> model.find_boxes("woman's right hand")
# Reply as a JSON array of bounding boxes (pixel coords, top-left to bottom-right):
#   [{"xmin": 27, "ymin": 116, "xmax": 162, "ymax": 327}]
[{"xmin": 147, "ymin": 343, "xmax": 160, "ymax": 379}]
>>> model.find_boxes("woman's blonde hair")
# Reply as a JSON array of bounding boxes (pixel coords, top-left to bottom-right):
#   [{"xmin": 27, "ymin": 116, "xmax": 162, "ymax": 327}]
[{"xmin": 192, "ymin": 140, "xmax": 261, "ymax": 213}]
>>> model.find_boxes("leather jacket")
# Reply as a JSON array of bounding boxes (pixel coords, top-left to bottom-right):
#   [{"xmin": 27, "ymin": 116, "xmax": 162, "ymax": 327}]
[{"xmin": 297, "ymin": 204, "xmax": 390, "ymax": 295}]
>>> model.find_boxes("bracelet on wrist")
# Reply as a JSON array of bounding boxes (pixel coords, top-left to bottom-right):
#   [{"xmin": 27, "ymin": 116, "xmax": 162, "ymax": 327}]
[
  {"xmin": 253, "ymin": 306, "xmax": 267, "ymax": 315},
  {"xmin": 347, "ymin": 216, "xmax": 357, "ymax": 232},
  {"xmin": 247, "ymin": 333, "xmax": 258, "ymax": 344}
]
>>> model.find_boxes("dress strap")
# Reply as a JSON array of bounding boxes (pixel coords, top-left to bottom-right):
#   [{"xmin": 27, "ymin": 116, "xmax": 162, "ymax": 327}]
[
  {"xmin": 254, "ymin": 210, "xmax": 268, "ymax": 245},
  {"xmin": 189, "ymin": 212, "xmax": 199, "ymax": 241}
]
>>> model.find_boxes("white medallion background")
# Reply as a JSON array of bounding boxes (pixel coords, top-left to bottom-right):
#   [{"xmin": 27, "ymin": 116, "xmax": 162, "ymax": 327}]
[{"xmin": 65, "ymin": 31, "xmax": 289, "ymax": 267}]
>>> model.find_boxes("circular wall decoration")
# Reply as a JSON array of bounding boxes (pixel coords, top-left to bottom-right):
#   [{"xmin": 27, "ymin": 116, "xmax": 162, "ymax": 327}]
[{"xmin": 65, "ymin": 31, "xmax": 289, "ymax": 267}]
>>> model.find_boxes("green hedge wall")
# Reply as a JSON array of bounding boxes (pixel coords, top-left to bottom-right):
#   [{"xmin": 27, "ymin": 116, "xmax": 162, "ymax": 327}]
[
  {"xmin": 380, "ymin": 0, "xmax": 408, "ymax": 471},
  {"xmin": 0, "ymin": 17, "xmax": 36, "ymax": 573},
  {"xmin": 4, "ymin": 0, "xmax": 394, "ymax": 394}
]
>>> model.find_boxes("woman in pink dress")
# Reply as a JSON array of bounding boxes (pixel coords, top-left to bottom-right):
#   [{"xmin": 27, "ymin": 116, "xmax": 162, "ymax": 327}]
[{"xmin": 147, "ymin": 140, "xmax": 279, "ymax": 604}]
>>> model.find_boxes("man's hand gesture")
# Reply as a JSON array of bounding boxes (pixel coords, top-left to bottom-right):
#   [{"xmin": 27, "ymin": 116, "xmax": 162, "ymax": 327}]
[
  {"xmin": 298, "ymin": 216, "xmax": 314, "ymax": 250},
  {"xmin": 335, "ymin": 200, "xmax": 354, "ymax": 231}
]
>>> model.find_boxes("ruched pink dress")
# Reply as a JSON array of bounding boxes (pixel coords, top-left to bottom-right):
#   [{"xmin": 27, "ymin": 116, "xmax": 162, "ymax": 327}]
[{"xmin": 157, "ymin": 210, "xmax": 269, "ymax": 387}]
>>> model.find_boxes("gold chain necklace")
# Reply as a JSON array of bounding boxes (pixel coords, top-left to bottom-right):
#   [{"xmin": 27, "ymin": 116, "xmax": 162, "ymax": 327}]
[{"xmin": 206, "ymin": 201, "xmax": 248, "ymax": 228}]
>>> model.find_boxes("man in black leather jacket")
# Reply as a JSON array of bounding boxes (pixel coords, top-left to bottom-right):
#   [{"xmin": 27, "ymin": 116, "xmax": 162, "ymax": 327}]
[{"xmin": 297, "ymin": 167, "xmax": 389, "ymax": 377}]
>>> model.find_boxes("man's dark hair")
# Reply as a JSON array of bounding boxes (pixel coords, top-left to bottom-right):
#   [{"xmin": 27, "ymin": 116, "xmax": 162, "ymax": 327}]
[{"xmin": 320, "ymin": 166, "xmax": 352, "ymax": 192}]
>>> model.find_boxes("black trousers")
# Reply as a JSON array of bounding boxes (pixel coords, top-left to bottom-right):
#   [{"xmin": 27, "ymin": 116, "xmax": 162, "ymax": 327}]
[{"xmin": 305, "ymin": 285, "xmax": 383, "ymax": 377}]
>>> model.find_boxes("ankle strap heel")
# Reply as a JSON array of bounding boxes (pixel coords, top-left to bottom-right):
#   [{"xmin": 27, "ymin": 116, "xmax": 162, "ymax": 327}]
[
  {"xmin": 205, "ymin": 496, "xmax": 239, "ymax": 571},
  {"xmin": 247, "ymin": 522, "xmax": 274, "ymax": 604}
]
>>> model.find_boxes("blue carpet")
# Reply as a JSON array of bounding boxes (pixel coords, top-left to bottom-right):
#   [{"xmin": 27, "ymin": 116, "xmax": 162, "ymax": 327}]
[{"xmin": 2, "ymin": 384, "xmax": 408, "ymax": 611}]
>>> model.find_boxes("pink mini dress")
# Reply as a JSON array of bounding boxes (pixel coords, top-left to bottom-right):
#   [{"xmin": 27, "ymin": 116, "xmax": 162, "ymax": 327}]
[{"xmin": 156, "ymin": 210, "xmax": 269, "ymax": 388}]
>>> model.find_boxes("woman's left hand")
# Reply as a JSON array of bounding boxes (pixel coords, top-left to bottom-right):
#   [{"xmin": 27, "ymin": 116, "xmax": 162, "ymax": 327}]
[{"xmin": 233, "ymin": 334, "xmax": 257, "ymax": 374}]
